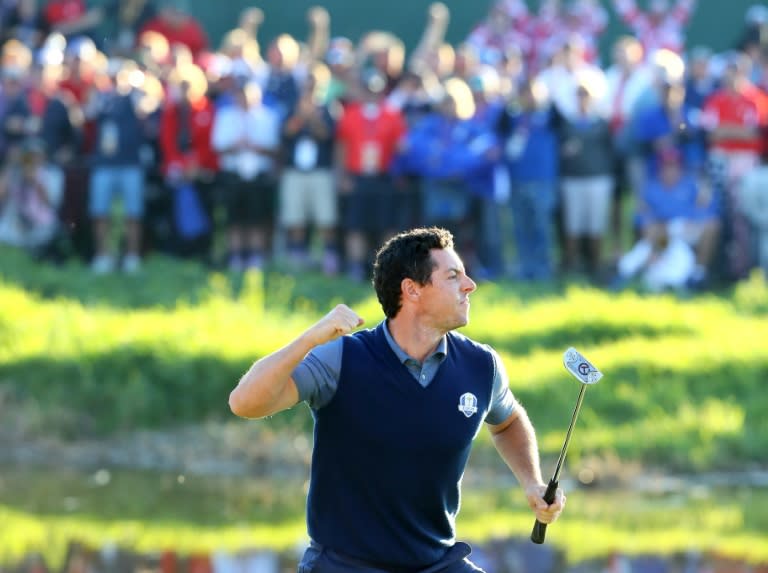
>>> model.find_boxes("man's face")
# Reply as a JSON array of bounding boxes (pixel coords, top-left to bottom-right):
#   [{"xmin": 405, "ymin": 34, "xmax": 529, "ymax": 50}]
[{"xmin": 418, "ymin": 248, "xmax": 477, "ymax": 331}]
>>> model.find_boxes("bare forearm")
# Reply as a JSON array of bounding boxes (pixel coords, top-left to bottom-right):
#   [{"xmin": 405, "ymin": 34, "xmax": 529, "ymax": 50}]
[
  {"xmin": 490, "ymin": 408, "xmax": 545, "ymax": 489},
  {"xmin": 229, "ymin": 332, "xmax": 317, "ymax": 418},
  {"xmin": 229, "ymin": 304, "xmax": 364, "ymax": 418}
]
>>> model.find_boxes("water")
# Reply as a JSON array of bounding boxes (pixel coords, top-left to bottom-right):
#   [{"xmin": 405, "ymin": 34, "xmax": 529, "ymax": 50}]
[{"xmin": 1, "ymin": 467, "xmax": 767, "ymax": 571}]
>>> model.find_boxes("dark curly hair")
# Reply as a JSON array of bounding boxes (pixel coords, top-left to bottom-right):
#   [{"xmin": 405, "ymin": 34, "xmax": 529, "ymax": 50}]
[{"xmin": 372, "ymin": 227, "xmax": 454, "ymax": 319}]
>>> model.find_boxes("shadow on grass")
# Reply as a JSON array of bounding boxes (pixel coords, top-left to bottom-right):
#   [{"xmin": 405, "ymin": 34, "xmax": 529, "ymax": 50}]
[
  {"xmin": 0, "ymin": 246, "xmax": 373, "ymax": 311},
  {"xmin": 480, "ymin": 321, "xmax": 695, "ymax": 357},
  {"xmin": 0, "ymin": 350, "xmax": 314, "ymax": 438}
]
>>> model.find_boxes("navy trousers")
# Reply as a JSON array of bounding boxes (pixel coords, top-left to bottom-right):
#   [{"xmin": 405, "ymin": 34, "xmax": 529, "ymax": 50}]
[{"xmin": 297, "ymin": 541, "xmax": 486, "ymax": 573}]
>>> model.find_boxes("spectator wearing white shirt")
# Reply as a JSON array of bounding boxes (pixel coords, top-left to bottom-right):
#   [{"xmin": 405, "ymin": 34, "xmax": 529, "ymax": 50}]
[
  {"xmin": 537, "ymin": 36, "xmax": 608, "ymax": 122},
  {"xmin": 279, "ymin": 64, "xmax": 340, "ymax": 275},
  {"xmin": 211, "ymin": 82, "xmax": 280, "ymax": 270}
]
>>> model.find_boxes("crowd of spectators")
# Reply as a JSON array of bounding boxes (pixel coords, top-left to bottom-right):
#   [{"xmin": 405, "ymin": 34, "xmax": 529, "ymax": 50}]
[{"xmin": 1, "ymin": 0, "xmax": 768, "ymax": 291}]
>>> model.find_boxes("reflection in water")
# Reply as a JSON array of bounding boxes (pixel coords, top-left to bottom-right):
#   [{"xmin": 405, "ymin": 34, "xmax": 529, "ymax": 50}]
[{"xmin": 1, "ymin": 468, "xmax": 767, "ymax": 572}]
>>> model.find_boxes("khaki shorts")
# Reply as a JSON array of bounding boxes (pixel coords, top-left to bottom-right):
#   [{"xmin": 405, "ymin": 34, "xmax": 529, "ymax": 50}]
[
  {"xmin": 279, "ymin": 168, "xmax": 337, "ymax": 228},
  {"xmin": 561, "ymin": 175, "xmax": 613, "ymax": 236}
]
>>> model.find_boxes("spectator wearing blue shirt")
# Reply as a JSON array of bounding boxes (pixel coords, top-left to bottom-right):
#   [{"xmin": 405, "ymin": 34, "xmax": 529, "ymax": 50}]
[
  {"xmin": 468, "ymin": 66, "xmax": 507, "ymax": 278},
  {"xmin": 684, "ymin": 46, "xmax": 718, "ymax": 111},
  {"xmin": 633, "ymin": 80, "xmax": 708, "ymax": 179},
  {"xmin": 87, "ymin": 60, "xmax": 149, "ymax": 274},
  {"xmin": 615, "ymin": 148, "xmax": 720, "ymax": 290},
  {"xmin": 396, "ymin": 78, "xmax": 496, "ymax": 274},
  {"xmin": 497, "ymin": 79, "xmax": 559, "ymax": 280},
  {"xmin": 260, "ymin": 34, "xmax": 300, "ymax": 124}
]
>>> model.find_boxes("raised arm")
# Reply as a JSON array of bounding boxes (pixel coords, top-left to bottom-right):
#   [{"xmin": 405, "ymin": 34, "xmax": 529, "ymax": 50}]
[
  {"xmin": 409, "ymin": 3, "xmax": 450, "ymax": 72},
  {"xmin": 228, "ymin": 304, "xmax": 364, "ymax": 418},
  {"xmin": 305, "ymin": 6, "xmax": 331, "ymax": 63}
]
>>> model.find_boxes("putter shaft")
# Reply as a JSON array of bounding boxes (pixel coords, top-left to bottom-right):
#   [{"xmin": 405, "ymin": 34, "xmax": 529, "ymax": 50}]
[{"xmin": 551, "ymin": 383, "xmax": 588, "ymax": 484}]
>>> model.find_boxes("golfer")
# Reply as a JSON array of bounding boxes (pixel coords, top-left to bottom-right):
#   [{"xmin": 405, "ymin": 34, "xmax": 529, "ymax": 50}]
[{"xmin": 229, "ymin": 227, "xmax": 566, "ymax": 572}]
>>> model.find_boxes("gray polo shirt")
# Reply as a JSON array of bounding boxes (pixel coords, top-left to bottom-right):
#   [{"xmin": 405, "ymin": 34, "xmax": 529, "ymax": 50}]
[{"xmin": 292, "ymin": 321, "xmax": 518, "ymax": 424}]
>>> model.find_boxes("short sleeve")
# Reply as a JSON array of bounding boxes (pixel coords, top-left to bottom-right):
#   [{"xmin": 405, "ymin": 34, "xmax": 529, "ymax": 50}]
[
  {"xmin": 291, "ymin": 337, "xmax": 343, "ymax": 410},
  {"xmin": 484, "ymin": 347, "xmax": 519, "ymax": 425}
]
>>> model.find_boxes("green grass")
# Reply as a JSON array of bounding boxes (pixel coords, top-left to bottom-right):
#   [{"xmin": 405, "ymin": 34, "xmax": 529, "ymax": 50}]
[
  {"xmin": 1, "ymin": 245, "xmax": 768, "ymax": 566},
  {"xmin": 2, "ymin": 246, "xmax": 766, "ymax": 471}
]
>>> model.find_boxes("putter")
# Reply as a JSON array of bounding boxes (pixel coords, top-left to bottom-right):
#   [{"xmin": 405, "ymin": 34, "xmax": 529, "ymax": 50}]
[{"xmin": 530, "ymin": 347, "xmax": 603, "ymax": 544}]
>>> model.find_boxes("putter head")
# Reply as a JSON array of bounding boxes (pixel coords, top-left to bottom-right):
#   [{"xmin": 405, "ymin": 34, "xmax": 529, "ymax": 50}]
[{"xmin": 563, "ymin": 347, "xmax": 602, "ymax": 385}]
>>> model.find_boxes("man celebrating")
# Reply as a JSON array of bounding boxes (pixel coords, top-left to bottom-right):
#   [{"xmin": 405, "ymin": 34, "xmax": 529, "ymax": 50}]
[{"xmin": 229, "ymin": 227, "xmax": 565, "ymax": 572}]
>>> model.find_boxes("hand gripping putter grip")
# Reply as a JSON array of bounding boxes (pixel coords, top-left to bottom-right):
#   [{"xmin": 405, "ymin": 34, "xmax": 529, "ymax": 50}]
[{"xmin": 530, "ymin": 347, "xmax": 603, "ymax": 544}]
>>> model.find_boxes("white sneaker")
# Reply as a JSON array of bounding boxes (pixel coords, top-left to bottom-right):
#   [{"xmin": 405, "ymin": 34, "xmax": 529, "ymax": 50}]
[
  {"xmin": 91, "ymin": 254, "xmax": 115, "ymax": 275},
  {"xmin": 121, "ymin": 254, "xmax": 141, "ymax": 274}
]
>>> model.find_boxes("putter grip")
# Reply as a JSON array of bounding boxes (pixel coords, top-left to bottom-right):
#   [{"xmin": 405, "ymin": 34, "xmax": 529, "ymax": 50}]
[{"xmin": 530, "ymin": 478, "xmax": 559, "ymax": 544}]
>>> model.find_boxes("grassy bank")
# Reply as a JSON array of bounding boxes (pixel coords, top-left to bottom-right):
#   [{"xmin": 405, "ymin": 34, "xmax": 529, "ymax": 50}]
[
  {"xmin": 1, "ymin": 246, "xmax": 767, "ymax": 472},
  {"xmin": 2, "ymin": 246, "xmax": 768, "ymax": 565}
]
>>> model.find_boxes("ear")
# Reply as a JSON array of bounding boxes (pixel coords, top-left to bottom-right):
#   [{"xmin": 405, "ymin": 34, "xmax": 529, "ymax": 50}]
[{"xmin": 401, "ymin": 277, "xmax": 420, "ymax": 303}]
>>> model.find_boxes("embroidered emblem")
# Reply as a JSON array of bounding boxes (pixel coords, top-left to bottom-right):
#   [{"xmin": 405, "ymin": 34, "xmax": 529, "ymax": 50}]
[{"xmin": 458, "ymin": 392, "xmax": 478, "ymax": 418}]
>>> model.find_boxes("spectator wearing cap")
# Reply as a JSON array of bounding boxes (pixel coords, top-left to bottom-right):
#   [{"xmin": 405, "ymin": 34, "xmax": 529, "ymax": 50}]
[
  {"xmin": 335, "ymin": 68, "xmax": 407, "ymax": 280},
  {"xmin": 497, "ymin": 77, "xmax": 559, "ymax": 281},
  {"xmin": 211, "ymin": 81, "xmax": 280, "ymax": 271},
  {"xmin": 555, "ymin": 81, "xmax": 615, "ymax": 278},
  {"xmin": 278, "ymin": 63, "xmax": 340, "ymax": 275},
  {"xmin": 614, "ymin": 147, "xmax": 720, "ymax": 291},
  {"xmin": 159, "ymin": 62, "xmax": 218, "ymax": 261},
  {"xmin": 87, "ymin": 59, "xmax": 151, "ymax": 274},
  {"xmin": 138, "ymin": 0, "xmax": 208, "ymax": 58}
]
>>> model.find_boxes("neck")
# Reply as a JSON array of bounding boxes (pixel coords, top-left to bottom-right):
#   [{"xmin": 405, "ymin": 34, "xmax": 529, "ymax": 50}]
[{"xmin": 387, "ymin": 316, "xmax": 444, "ymax": 363}]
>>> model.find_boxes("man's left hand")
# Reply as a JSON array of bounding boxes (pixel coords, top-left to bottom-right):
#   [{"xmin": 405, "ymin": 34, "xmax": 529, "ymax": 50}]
[{"xmin": 525, "ymin": 484, "xmax": 566, "ymax": 524}]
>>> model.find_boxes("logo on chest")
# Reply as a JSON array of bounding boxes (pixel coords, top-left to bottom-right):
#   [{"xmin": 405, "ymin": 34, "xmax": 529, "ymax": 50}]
[{"xmin": 457, "ymin": 392, "xmax": 478, "ymax": 418}]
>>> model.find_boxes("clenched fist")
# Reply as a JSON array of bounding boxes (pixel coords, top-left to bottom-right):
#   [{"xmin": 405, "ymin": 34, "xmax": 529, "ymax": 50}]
[{"xmin": 305, "ymin": 304, "xmax": 364, "ymax": 347}]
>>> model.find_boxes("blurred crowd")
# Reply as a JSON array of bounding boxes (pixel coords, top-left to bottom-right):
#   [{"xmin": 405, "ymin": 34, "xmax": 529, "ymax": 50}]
[
  {"xmin": 1, "ymin": 0, "xmax": 768, "ymax": 291},
  {"xmin": 6, "ymin": 539, "xmax": 768, "ymax": 573}
]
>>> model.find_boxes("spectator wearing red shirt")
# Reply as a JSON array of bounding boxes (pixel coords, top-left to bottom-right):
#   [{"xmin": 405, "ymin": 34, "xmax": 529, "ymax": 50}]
[
  {"xmin": 159, "ymin": 62, "xmax": 218, "ymax": 260},
  {"xmin": 139, "ymin": 0, "xmax": 208, "ymax": 58},
  {"xmin": 336, "ymin": 69, "xmax": 407, "ymax": 280},
  {"xmin": 702, "ymin": 56, "xmax": 764, "ymax": 279}
]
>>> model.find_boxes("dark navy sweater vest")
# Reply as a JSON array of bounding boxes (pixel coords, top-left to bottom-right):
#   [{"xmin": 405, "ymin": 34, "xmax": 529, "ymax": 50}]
[{"xmin": 306, "ymin": 324, "xmax": 495, "ymax": 569}]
